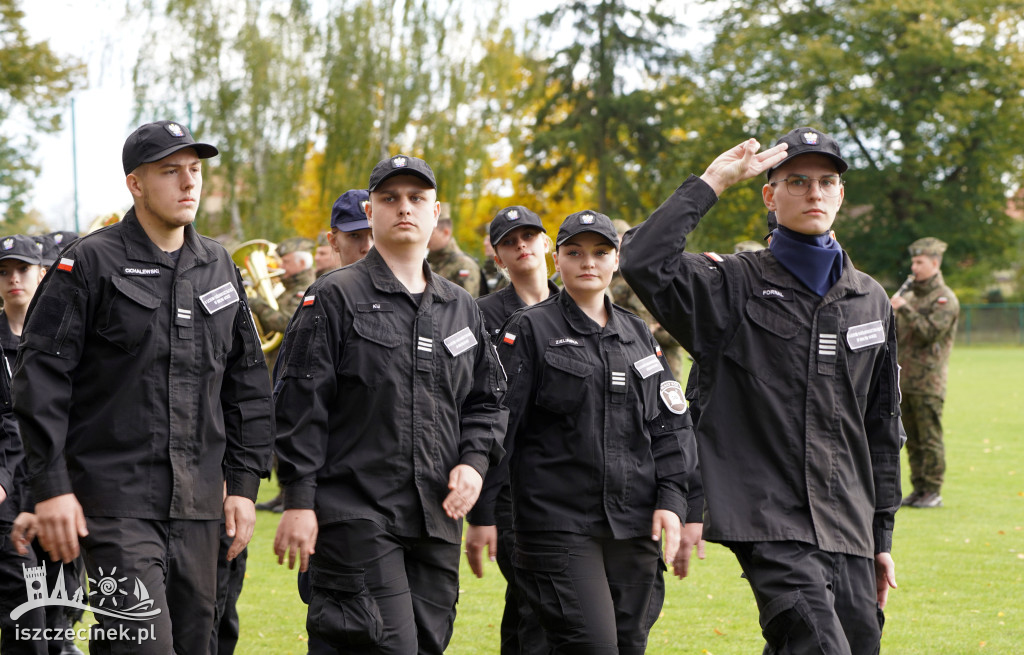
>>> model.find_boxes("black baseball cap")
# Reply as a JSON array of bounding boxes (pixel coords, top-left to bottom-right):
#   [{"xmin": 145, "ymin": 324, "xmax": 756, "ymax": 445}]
[
  {"xmin": 367, "ymin": 154, "xmax": 436, "ymax": 192},
  {"xmin": 0, "ymin": 234, "xmax": 43, "ymax": 266},
  {"xmin": 489, "ymin": 206, "xmax": 545, "ymax": 246},
  {"xmin": 766, "ymin": 127, "xmax": 848, "ymax": 180},
  {"xmin": 331, "ymin": 189, "xmax": 370, "ymax": 232},
  {"xmin": 556, "ymin": 210, "xmax": 619, "ymax": 249},
  {"xmin": 122, "ymin": 120, "xmax": 219, "ymax": 175}
]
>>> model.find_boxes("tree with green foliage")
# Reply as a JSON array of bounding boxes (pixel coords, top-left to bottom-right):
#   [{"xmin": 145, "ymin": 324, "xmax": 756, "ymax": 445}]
[
  {"xmin": 698, "ymin": 0, "xmax": 1024, "ymax": 285},
  {"xmin": 521, "ymin": 0, "xmax": 697, "ymax": 223},
  {"xmin": 0, "ymin": 0, "xmax": 84, "ymax": 225}
]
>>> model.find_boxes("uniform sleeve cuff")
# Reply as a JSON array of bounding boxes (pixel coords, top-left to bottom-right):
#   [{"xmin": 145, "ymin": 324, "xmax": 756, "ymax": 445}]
[
  {"xmin": 467, "ymin": 504, "xmax": 496, "ymax": 526},
  {"xmin": 685, "ymin": 492, "xmax": 704, "ymax": 523},
  {"xmin": 657, "ymin": 487, "xmax": 688, "ymax": 524},
  {"xmin": 874, "ymin": 527, "xmax": 893, "ymax": 554},
  {"xmin": 225, "ymin": 470, "xmax": 261, "ymax": 502},
  {"xmin": 459, "ymin": 452, "xmax": 489, "ymax": 481},
  {"xmin": 30, "ymin": 470, "xmax": 74, "ymax": 505},
  {"xmin": 283, "ymin": 484, "xmax": 316, "ymax": 511}
]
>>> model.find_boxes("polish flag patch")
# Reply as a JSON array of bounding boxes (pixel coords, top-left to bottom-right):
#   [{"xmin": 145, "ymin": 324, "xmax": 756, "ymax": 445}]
[
  {"xmin": 702, "ymin": 252, "xmax": 724, "ymax": 263},
  {"xmin": 57, "ymin": 257, "xmax": 74, "ymax": 272},
  {"xmin": 937, "ymin": 297, "xmax": 948, "ymax": 305},
  {"xmin": 502, "ymin": 332, "xmax": 517, "ymax": 346},
  {"xmin": 302, "ymin": 295, "xmax": 315, "ymax": 307}
]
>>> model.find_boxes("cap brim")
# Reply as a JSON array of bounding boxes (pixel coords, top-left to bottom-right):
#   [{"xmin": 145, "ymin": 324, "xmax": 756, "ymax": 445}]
[
  {"xmin": 336, "ymin": 219, "xmax": 370, "ymax": 232},
  {"xmin": 138, "ymin": 142, "xmax": 219, "ymax": 169},
  {"xmin": 0, "ymin": 254, "xmax": 42, "ymax": 265},
  {"xmin": 368, "ymin": 169, "xmax": 436, "ymax": 192},
  {"xmin": 767, "ymin": 151, "xmax": 848, "ymax": 178},
  {"xmin": 556, "ymin": 228, "xmax": 618, "ymax": 248},
  {"xmin": 491, "ymin": 223, "xmax": 546, "ymax": 246}
]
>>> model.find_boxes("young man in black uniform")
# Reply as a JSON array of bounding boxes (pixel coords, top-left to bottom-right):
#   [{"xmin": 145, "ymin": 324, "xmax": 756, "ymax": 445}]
[
  {"xmin": 12, "ymin": 120, "xmax": 275, "ymax": 654},
  {"xmin": 620, "ymin": 129, "xmax": 902, "ymax": 654},
  {"xmin": 272, "ymin": 154, "xmax": 507, "ymax": 653}
]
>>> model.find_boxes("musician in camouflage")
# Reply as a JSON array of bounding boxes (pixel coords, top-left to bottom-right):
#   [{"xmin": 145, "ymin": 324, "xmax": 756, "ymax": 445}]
[
  {"xmin": 891, "ymin": 237, "xmax": 959, "ymax": 508},
  {"xmin": 427, "ymin": 203, "xmax": 484, "ymax": 297}
]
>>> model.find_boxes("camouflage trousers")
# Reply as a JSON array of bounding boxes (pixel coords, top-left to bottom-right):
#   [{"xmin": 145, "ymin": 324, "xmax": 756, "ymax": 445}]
[{"xmin": 901, "ymin": 393, "xmax": 946, "ymax": 493}]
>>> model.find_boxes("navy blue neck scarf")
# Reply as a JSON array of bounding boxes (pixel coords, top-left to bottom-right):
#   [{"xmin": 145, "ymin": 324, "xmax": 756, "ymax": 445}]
[{"xmin": 768, "ymin": 225, "xmax": 844, "ymax": 296}]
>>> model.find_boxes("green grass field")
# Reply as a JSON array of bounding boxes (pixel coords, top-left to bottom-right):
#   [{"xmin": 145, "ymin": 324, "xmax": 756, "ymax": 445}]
[{"xmin": 45, "ymin": 347, "xmax": 1024, "ymax": 652}]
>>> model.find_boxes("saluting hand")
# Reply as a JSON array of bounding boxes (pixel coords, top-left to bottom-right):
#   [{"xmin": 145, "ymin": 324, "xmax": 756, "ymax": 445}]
[
  {"xmin": 34, "ymin": 493, "xmax": 88, "ymax": 563},
  {"xmin": 274, "ymin": 508, "xmax": 318, "ymax": 572},
  {"xmin": 223, "ymin": 495, "xmax": 257, "ymax": 561},
  {"xmin": 699, "ymin": 138, "xmax": 790, "ymax": 196},
  {"xmin": 442, "ymin": 464, "xmax": 483, "ymax": 520}
]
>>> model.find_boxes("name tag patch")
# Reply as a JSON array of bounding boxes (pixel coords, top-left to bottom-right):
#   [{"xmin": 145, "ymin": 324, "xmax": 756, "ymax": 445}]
[
  {"xmin": 444, "ymin": 327, "xmax": 478, "ymax": 357},
  {"xmin": 846, "ymin": 320, "xmax": 885, "ymax": 350},
  {"xmin": 199, "ymin": 282, "xmax": 240, "ymax": 315},
  {"xmin": 122, "ymin": 266, "xmax": 160, "ymax": 277},
  {"xmin": 761, "ymin": 288, "xmax": 790, "ymax": 300},
  {"xmin": 659, "ymin": 380, "xmax": 688, "ymax": 415},
  {"xmin": 549, "ymin": 337, "xmax": 581, "ymax": 347},
  {"xmin": 633, "ymin": 354, "xmax": 664, "ymax": 379},
  {"xmin": 357, "ymin": 302, "xmax": 393, "ymax": 312}
]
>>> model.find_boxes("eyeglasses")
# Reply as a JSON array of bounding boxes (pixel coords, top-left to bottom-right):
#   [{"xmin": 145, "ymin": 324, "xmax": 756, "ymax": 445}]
[{"xmin": 769, "ymin": 174, "xmax": 843, "ymax": 197}]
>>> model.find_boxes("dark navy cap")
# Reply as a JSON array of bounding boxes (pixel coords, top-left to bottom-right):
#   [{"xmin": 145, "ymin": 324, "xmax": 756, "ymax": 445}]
[
  {"xmin": 331, "ymin": 189, "xmax": 370, "ymax": 232},
  {"xmin": 367, "ymin": 154, "xmax": 436, "ymax": 192},
  {"xmin": 556, "ymin": 210, "xmax": 619, "ymax": 249},
  {"xmin": 122, "ymin": 120, "xmax": 218, "ymax": 175},
  {"xmin": 489, "ymin": 206, "xmax": 545, "ymax": 246},
  {"xmin": 0, "ymin": 234, "xmax": 43, "ymax": 265},
  {"xmin": 766, "ymin": 127, "xmax": 848, "ymax": 179}
]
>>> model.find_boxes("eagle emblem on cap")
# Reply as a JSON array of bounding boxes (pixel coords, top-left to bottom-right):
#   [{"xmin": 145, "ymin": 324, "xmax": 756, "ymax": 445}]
[
  {"xmin": 392, "ymin": 156, "xmax": 407, "ymax": 168},
  {"xmin": 506, "ymin": 209, "xmax": 519, "ymax": 220},
  {"xmin": 801, "ymin": 131, "xmax": 819, "ymax": 145},
  {"xmin": 54, "ymin": 233, "xmax": 64, "ymax": 244},
  {"xmin": 2, "ymin": 238, "xmax": 12, "ymax": 250},
  {"xmin": 165, "ymin": 123, "xmax": 185, "ymax": 137},
  {"xmin": 579, "ymin": 213, "xmax": 595, "ymax": 224}
]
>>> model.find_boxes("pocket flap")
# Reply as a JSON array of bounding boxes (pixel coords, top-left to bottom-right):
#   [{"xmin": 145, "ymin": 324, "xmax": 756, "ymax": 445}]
[
  {"xmin": 309, "ymin": 567, "xmax": 366, "ymax": 593},
  {"xmin": 351, "ymin": 315, "xmax": 401, "ymax": 348},
  {"xmin": 542, "ymin": 350, "xmax": 594, "ymax": 378},
  {"xmin": 745, "ymin": 300, "xmax": 801, "ymax": 339},
  {"xmin": 513, "ymin": 546, "xmax": 570, "ymax": 573},
  {"xmin": 111, "ymin": 274, "xmax": 162, "ymax": 310}
]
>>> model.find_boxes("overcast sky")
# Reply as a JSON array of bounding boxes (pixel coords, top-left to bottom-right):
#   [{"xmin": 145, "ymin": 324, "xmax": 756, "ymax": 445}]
[{"xmin": 20, "ymin": 0, "xmax": 708, "ymax": 233}]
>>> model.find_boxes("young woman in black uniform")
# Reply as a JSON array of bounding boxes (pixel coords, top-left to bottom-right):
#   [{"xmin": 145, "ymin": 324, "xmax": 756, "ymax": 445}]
[
  {"xmin": 495, "ymin": 210, "xmax": 702, "ymax": 654},
  {"xmin": 466, "ymin": 206, "xmax": 559, "ymax": 654}
]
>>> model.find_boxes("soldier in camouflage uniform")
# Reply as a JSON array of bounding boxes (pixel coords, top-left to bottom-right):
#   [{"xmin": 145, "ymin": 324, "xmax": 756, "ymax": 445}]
[
  {"xmin": 427, "ymin": 202, "xmax": 484, "ymax": 298},
  {"xmin": 250, "ymin": 236, "xmax": 317, "ymax": 359},
  {"xmin": 481, "ymin": 230, "xmax": 509, "ymax": 293},
  {"xmin": 891, "ymin": 237, "xmax": 959, "ymax": 508},
  {"xmin": 608, "ymin": 219, "xmax": 687, "ymax": 377}
]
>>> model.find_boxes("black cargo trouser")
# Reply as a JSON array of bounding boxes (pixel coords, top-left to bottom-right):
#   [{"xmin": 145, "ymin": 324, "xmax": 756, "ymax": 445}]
[
  {"xmin": 494, "ymin": 495, "xmax": 547, "ymax": 655},
  {"xmin": 81, "ymin": 517, "xmax": 220, "ymax": 655},
  {"xmin": 307, "ymin": 520, "xmax": 460, "ymax": 655},
  {"xmin": 728, "ymin": 541, "xmax": 883, "ymax": 655},
  {"xmin": 512, "ymin": 531, "xmax": 665, "ymax": 655}
]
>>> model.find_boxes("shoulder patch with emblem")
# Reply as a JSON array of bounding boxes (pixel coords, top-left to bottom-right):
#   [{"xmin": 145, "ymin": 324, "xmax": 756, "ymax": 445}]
[
  {"xmin": 502, "ymin": 332, "xmax": 517, "ymax": 345},
  {"xmin": 937, "ymin": 297, "xmax": 948, "ymax": 305},
  {"xmin": 659, "ymin": 380, "xmax": 688, "ymax": 415},
  {"xmin": 302, "ymin": 295, "xmax": 315, "ymax": 307},
  {"xmin": 702, "ymin": 252, "xmax": 723, "ymax": 263},
  {"xmin": 57, "ymin": 257, "xmax": 74, "ymax": 272}
]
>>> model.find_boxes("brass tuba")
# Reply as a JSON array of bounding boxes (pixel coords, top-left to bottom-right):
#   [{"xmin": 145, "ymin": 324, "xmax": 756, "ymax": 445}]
[{"xmin": 231, "ymin": 239, "xmax": 285, "ymax": 353}]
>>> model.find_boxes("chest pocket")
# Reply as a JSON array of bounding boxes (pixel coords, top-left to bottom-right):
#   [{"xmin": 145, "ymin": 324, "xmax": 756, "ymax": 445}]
[
  {"xmin": 96, "ymin": 275, "xmax": 162, "ymax": 355},
  {"xmin": 339, "ymin": 314, "xmax": 402, "ymax": 387},
  {"xmin": 535, "ymin": 349, "xmax": 594, "ymax": 415},
  {"xmin": 724, "ymin": 298, "xmax": 804, "ymax": 385}
]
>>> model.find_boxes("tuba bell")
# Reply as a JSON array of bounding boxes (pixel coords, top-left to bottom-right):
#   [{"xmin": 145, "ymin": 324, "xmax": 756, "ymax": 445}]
[{"xmin": 231, "ymin": 239, "xmax": 285, "ymax": 353}]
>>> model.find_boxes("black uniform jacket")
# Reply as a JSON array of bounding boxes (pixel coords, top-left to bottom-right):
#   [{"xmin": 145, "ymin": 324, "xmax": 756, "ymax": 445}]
[
  {"xmin": 495, "ymin": 291, "xmax": 698, "ymax": 539},
  {"xmin": 273, "ymin": 247, "xmax": 508, "ymax": 545},
  {"xmin": 467, "ymin": 280, "xmax": 560, "ymax": 529},
  {"xmin": 12, "ymin": 209, "xmax": 275, "ymax": 520},
  {"xmin": 620, "ymin": 176, "xmax": 902, "ymax": 558},
  {"xmin": 0, "ymin": 333, "xmax": 18, "ymax": 529}
]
